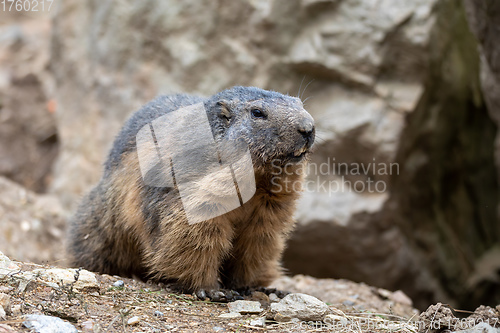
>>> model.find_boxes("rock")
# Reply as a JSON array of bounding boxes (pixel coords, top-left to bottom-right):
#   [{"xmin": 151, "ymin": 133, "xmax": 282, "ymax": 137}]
[
  {"xmin": 0, "ymin": 293, "xmax": 11, "ymax": 314},
  {"xmin": 10, "ymin": 304, "xmax": 21, "ymax": 316},
  {"xmin": 272, "ymin": 313, "xmax": 292, "ymax": 322},
  {"xmin": 249, "ymin": 317, "xmax": 266, "ymax": 327},
  {"xmin": 271, "ymin": 275, "xmax": 417, "ymax": 319},
  {"xmin": 249, "ymin": 291, "xmax": 270, "ymax": 307},
  {"xmin": 31, "ymin": 268, "xmax": 98, "ymax": 291},
  {"xmin": 23, "ymin": 314, "xmax": 78, "ymax": 333},
  {"xmin": 269, "ymin": 293, "xmax": 329, "ymax": 322},
  {"xmin": 324, "ymin": 314, "xmax": 348, "ymax": 326},
  {"xmin": 376, "ymin": 288, "xmax": 412, "ymax": 306},
  {"xmin": 391, "ymin": 290, "xmax": 413, "ymax": 306},
  {"xmin": 269, "ymin": 293, "xmax": 280, "ymax": 303},
  {"xmin": 0, "ymin": 251, "xmax": 19, "ymax": 278},
  {"xmin": 153, "ymin": 310, "xmax": 164, "ymax": 317},
  {"xmin": 0, "ymin": 287, "xmax": 13, "ymax": 293},
  {"xmin": 127, "ymin": 316, "xmax": 140, "ymax": 325},
  {"xmin": 81, "ymin": 320, "xmax": 94, "ymax": 333},
  {"xmin": 227, "ymin": 300, "xmax": 262, "ymax": 314},
  {"xmin": 113, "ymin": 280, "xmax": 124, "ymax": 288},
  {"xmin": 218, "ymin": 312, "xmax": 242, "ymax": 319}
]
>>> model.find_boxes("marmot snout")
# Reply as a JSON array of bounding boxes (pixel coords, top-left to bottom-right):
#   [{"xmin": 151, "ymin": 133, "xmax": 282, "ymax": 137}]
[{"xmin": 67, "ymin": 86, "xmax": 315, "ymax": 300}]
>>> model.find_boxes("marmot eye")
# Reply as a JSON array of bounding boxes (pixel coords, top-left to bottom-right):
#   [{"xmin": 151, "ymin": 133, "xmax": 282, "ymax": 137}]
[{"xmin": 251, "ymin": 109, "xmax": 266, "ymax": 119}]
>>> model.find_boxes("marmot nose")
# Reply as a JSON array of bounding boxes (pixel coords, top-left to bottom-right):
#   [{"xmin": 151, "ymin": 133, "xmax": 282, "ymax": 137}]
[{"xmin": 298, "ymin": 122, "xmax": 315, "ymax": 139}]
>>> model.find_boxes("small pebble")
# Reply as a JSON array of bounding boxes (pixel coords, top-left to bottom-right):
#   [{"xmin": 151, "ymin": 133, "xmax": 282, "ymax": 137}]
[
  {"xmin": 154, "ymin": 310, "xmax": 164, "ymax": 317},
  {"xmin": 324, "ymin": 314, "xmax": 348, "ymax": 326},
  {"xmin": 218, "ymin": 312, "xmax": 242, "ymax": 319},
  {"xmin": 212, "ymin": 327, "xmax": 224, "ymax": 332},
  {"xmin": 0, "ymin": 287, "xmax": 13, "ymax": 293},
  {"xmin": 377, "ymin": 288, "xmax": 392, "ymax": 299},
  {"xmin": 127, "ymin": 316, "xmax": 140, "ymax": 325},
  {"xmin": 81, "ymin": 320, "xmax": 94, "ymax": 332},
  {"xmin": 11, "ymin": 304, "xmax": 21, "ymax": 316},
  {"xmin": 250, "ymin": 291, "xmax": 269, "ymax": 307},
  {"xmin": 113, "ymin": 280, "xmax": 124, "ymax": 288},
  {"xmin": 391, "ymin": 290, "xmax": 412, "ymax": 306},
  {"xmin": 250, "ymin": 317, "xmax": 266, "ymax": 327},
  {"xmin": 273, "ymin": 313, "xmax": 292, "ymax": 322},
  {"xmin": 227, "ymin": 300, "xmax": 262, "ymax": 314},
  {"xmin": 268, "ymin": 293, "xmax": 280, "ymax": 303}
]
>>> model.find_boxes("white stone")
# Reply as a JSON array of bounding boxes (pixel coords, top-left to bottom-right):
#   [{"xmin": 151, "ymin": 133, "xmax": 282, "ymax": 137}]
[
  {"xmin": 11, "ymin": 304, "xmax": 21, "ymax": 316},
  {"xmin": 250, "ymin": 317, "xmax": 266, "ymax": 327},
  {"xmin": 218, "ymin": 312, "xmax": 242, "ymax": 319},
  {"xmin": 127, "ymin": 316, "xmax": 140, "ymax": 325},
  {"xmin": 324, "ymin": 314, "xmax": 348, "ymax": 325},
  {"xmin": 269, "ymin": 293, "xmax": 329, "ymax": 321},
  {"xmin": 227, "ymin": 300, "xmax": 262, "ymax": 314},
  {"xmin": 0, "ymin": 251, "xmax": 19, "ymax": 279},
  {"xmin": 30, "ymin": 268, "xmax": 98, "ymax": 291},
  {"xmin": 23, "ymin": 314, "xmax": 78, "ymax": 333},
  {"xmin": 268, "ymin": 293, "xmax": 280, "ymax": 303}
]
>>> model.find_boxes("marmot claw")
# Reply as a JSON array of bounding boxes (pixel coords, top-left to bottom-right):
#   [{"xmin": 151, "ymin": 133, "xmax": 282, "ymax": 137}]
[{"xmin": 195, "ymin": 289, "xmax": 244, "ymax": 302}]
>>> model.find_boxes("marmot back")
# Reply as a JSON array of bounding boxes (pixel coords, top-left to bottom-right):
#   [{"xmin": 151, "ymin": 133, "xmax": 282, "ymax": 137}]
[{"xmin": 67, "ymin": 86, "xmax": 315, "ymax": 300}]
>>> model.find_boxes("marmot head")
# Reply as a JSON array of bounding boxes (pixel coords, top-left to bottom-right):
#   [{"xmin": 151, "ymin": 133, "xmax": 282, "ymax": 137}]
[{"xmin": 205, "ymin": 86, "xmax": 315, "ymax": 171}]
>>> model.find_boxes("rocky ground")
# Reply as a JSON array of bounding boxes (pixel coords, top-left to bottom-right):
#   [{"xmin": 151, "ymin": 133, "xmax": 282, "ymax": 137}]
[{"xmin": 0, "ymin": 251, "xmax": 499, "ymax": 333}]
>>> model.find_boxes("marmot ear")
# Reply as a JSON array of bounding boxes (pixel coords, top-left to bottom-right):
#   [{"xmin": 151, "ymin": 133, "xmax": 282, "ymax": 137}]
[{"xmin": 216, "ymin": 100, "xmax": 232, "ymax": 121}]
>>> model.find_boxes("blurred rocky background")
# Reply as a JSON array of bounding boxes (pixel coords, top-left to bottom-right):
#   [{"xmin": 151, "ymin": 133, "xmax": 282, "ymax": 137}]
[{"xmin": 0, "ymin": 0, "xmax": 498, "ymax": 311}]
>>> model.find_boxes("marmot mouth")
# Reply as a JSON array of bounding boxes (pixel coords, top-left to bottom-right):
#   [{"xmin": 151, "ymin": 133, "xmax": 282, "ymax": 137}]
[
  {"xmin": 293, "ymin": 146, "xmax": 308, "ymax": 157},
  {"xmin": 287, "ymin": 146, "xmax": 308, "ymax": 161}
]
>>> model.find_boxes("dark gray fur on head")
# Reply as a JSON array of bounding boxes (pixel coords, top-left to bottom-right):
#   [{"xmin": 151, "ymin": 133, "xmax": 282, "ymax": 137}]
[
  {"xmin": 105, "ymin": 86, "xmax": 314, "ymax": 177},
  {"xmin": 205, "ymin": 86, "xmax": 315, "ymax": 168}
]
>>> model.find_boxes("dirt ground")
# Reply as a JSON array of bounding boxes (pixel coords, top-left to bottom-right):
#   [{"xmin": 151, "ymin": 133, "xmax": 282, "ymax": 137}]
[
  {"xmin": 1, "ymin": 258, "xmax": 498, "ymax": 333},
  {"xmin": 0, "ymin": 260, "xmax": 421, "ymax": 333}
]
